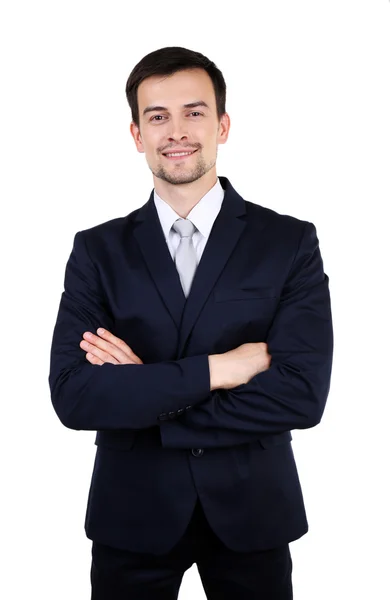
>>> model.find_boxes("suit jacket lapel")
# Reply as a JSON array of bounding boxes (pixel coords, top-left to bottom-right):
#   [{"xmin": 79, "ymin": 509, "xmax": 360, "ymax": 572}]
[
  {"xmin": 133, "ymin": 176, "xmax": 248, "ymax": 356},
  {"xmin": 133, "ymin": 196, "xmax": 186, "ymax": 331},
  {"xmin": 178, "ymin": 178, "xmax": 247, "ymax": 356}
]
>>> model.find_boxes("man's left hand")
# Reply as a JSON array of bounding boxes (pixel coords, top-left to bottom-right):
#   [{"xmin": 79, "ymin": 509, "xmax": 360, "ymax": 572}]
[{"xmin": 80, "ymin": 328, "xmax": 144, "ymax": 366}]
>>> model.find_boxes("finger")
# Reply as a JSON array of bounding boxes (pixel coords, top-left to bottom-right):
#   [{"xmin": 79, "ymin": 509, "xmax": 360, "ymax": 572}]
[
  {"xmin": 80, "ymin": 339, "xmax": 120, "ymax": 365},
  {"xmin": 85, "ymin": 352, "xmax": 104, "ymax": 366},
  {"xmin": 82, "ymin": 333, "xmax": 131, "ymax": 364},
  {"xmin": 96, "ymin": 328, "xmax": 142, "ymax": 363},
  {"xmin": 95, "ymin": 328, "xmax": 143, "ymax": 364}
]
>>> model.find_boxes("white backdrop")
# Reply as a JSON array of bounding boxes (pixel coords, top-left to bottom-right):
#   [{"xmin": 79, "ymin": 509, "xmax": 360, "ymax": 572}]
[{"xmin": 1, "ymin": 0, "xmax": 389, "ymax": 598}]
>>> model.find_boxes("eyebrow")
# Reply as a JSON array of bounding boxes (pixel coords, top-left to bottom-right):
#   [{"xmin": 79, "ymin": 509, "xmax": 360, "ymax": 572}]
[{"xmin": 142, "ymin": 100, "xmax": 210, "ymax": 117}]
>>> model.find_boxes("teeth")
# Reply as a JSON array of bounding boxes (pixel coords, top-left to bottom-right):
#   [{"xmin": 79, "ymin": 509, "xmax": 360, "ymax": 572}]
[{"xmin": 165, "ymin": 151, "xmax": 194, "ymax": 157}]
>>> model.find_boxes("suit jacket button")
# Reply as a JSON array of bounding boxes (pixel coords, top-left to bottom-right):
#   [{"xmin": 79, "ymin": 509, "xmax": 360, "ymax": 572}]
[
  {"xmin": 159, "ymin": 413, "xmax": 169, "ymax": 421},
  {"xmin": 168, "ymin": 411, "xmax": 176, "ymax": 419},
  {"xmin": 191, "ymin": 448, "xmax": 204, "ymax": 457},
  {"xmin": 185, "ymin": 405, "xmax": 192, "ymax": 411},
  {"xmin": 177, "ymin": 408, "xmax": 185, "ymax": 415}
]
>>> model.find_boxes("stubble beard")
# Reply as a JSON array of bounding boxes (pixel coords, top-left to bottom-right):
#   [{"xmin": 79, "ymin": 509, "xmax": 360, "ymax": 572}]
[{"xmin": 151, "ymin": 150, "xmax": 217, "ymax": 185}]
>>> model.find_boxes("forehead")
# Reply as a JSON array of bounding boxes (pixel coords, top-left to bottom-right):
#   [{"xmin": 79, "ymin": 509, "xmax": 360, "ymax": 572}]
[{"xmin": 137, "ymin": 68, "xmax": 215, "ymax": 110}]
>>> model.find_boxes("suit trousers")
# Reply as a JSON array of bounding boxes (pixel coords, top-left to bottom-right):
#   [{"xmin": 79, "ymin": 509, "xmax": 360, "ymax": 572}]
[{"xmin": 90, "ymin": 498, "xmax": 293, "ymax": 600}]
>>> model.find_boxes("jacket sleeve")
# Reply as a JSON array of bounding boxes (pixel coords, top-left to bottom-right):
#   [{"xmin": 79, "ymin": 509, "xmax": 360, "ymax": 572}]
[
  {"xmin": 159, "ymin": 221, "xmax": 334, "ymax": 449},
  {"xmin": 48, "ymin": 231, "xmax": 211, "ymax": 431}
]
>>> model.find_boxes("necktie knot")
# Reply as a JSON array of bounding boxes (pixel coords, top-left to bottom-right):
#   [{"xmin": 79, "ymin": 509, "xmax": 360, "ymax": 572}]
[{"xmin": 172, "ymin": 218, "xmax": 196, "ymax": 238}]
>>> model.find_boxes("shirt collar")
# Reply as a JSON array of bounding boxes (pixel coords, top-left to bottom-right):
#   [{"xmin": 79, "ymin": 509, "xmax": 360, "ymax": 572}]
[{"xmin": 153, "ymin": 177, "xmax": 225, "ymax": 240}]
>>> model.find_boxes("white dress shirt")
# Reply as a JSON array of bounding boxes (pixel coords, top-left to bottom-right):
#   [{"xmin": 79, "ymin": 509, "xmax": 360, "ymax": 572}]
[{"xmin": 153, "ymin": 177, "xmax": 225, "ymax": 264}]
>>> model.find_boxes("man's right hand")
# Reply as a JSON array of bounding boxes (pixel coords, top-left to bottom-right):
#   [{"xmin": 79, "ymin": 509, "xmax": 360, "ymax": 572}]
[{"xmin": 208, "ymin": 343, "xmax": 271, "ymax": 391}]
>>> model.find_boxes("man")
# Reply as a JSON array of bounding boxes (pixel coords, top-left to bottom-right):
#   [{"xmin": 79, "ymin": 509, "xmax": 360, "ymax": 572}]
[{"xmin": 49, "ymin": 46, "xmax": 333, "ymax": 599}]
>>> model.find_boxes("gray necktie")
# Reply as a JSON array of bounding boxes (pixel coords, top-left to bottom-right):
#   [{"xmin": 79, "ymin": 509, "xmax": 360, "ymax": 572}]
[{"xmin": 172, "ymin": 218, "xmax": 198, "ymax": 297}]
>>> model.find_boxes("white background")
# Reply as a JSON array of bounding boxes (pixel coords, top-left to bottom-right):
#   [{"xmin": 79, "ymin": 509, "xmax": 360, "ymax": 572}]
[{"xmin": 1, "ymin": 0, "xmax": 389, "ymax": 598}]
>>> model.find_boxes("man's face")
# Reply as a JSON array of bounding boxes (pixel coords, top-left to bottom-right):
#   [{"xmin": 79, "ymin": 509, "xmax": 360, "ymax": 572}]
[{"xmin": 130, "ymin": 68, "xmax": 229, "ymax": 185}]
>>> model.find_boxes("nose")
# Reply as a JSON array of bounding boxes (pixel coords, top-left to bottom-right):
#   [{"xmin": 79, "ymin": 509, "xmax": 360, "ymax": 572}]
[{"xmin": 166, "ymin": 116, "xmax": 189, "ymax": 142}]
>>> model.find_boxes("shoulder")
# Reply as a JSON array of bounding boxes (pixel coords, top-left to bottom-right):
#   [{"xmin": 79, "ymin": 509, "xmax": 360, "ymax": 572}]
[
  {"xmin": 244, "ymin": 199, "xmax": 313, "ymax": 244},
  {"xmin": 74, "ymin": 204, "xmax": 143, "ymax": 248}
]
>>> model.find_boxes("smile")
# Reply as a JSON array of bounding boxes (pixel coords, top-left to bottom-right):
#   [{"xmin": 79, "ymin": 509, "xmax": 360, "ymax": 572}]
[{"xmin": 163, "ymin": 149, "xmax": 198, "ymax": 160}]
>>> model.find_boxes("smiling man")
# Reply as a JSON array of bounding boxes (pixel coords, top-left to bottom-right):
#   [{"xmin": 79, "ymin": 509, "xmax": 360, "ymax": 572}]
[
  {"xmin": 131, "ymin": 66, "xmax": 229, "ymax": 216},
  {"xmin": 49, "ymin": 46, "xmax": 333, "ymax": 599}
]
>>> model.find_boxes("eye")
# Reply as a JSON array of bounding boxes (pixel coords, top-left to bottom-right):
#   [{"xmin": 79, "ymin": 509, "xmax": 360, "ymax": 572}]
[{"xmin": 150, "ymin": 111, "xmax": 203, "ymax": 122}]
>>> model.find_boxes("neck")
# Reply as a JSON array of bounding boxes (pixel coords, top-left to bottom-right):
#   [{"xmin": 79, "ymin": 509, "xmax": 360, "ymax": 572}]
[{"xmin": 153, "ymin": 170, "xmax": 218, "ymax": 218}]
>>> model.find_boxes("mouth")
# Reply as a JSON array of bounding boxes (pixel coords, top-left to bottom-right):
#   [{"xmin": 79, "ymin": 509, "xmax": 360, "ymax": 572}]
[{"xmin": 162, "ymin": 149, "xmax": 198, "ymax": 161}]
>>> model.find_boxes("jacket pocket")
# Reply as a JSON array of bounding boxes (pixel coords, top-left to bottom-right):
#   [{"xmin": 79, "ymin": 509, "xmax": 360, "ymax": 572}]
[
  {"xmin": 257, "ymin": 430, "xmax": 292, "ymax": 450},
  {"xmin": 214, "ymin": 286, "xmax": 277, "ymax": 302},
  {"xmin": 94, "ymin": 430, "xmax": 137, "ymax": 451}
]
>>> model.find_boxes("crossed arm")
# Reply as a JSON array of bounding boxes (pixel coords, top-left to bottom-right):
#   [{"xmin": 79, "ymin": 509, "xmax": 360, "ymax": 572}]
[
  {"xmin": 49, "ymin": 222, "xmax": 333, "ymax": 448},
  {"xmin": 78, "ymin": 328, "xmax": 269, "ymax": 392},
  {"xmin": 161, "ymin": 221, "xmax": 334, "ymax": 448}
]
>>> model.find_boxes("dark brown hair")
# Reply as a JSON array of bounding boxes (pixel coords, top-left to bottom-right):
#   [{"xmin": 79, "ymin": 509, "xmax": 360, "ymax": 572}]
[{"xmin": 125, "ymin": 46, "xmax": 226, "ymax": 128}]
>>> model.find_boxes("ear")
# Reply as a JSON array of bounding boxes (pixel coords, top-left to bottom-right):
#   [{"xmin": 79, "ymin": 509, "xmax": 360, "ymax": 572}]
[
  {"xmin": 130, "ymin": 122, "xmax": 145, "ymax": 153},
  {"xmin": 217, "ymin": 113, "xmax": 230, "ymax": 146}
]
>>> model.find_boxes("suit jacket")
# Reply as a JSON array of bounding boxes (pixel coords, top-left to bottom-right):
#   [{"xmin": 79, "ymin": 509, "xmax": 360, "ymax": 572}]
[{"xmin": 48, "ymin": 175, "xmax": 333, "ymax": 555}]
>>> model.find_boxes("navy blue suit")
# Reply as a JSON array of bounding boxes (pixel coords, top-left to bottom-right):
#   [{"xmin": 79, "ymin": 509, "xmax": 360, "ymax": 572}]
[{"xmin": 49, "ymin": 176, "xmax": 333, "ymax": 558}]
